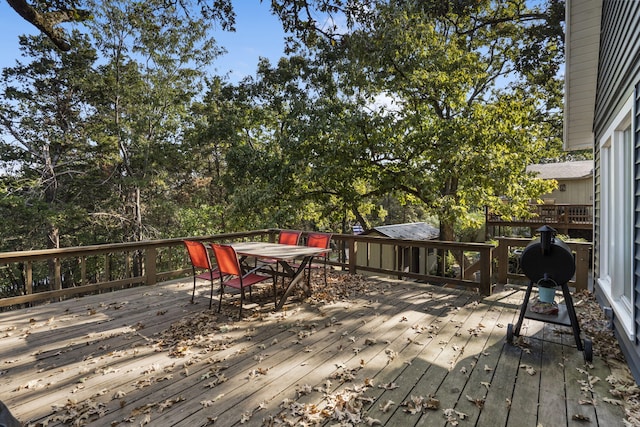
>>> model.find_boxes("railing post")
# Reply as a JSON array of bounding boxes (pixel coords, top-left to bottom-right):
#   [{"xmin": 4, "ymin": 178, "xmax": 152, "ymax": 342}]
[
  {"xmin": 54, "ymin": 258, "xmax": 62, "ymax": 290},
  {"xmin": 145, "ymin": 247, "xmax": 157, "ymax": 286},
  {"xmin": 396, "ymin": 244, "xmax": 402, "ymax": 280},
  {"xmin": 105, "ymin": 254, "xmax": 111, "ymax": 282},
  {"xmin": 80, "ymin": 257, "xmax": 87, "ymax": 286},
  {"xmin": 574, "ymin": 243, "xmax": 591, "ymax": 291},
  {"xmin": 479, "ymin": 247, "xmax": 493, "ymax": 295},
  {"xmin": 497, "ymin": 238, "xmax": 508, "ymax": 285},
  {"xmin": 348, "ymin": 239, "xmax": 357, "ymax": 274},
  {"xmin": 25, "ymin": 261, "xmax": 32, "ymax": 295}
]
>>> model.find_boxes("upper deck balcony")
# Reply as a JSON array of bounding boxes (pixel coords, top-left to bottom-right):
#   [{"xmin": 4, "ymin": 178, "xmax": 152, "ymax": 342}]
[{"xmin": 486, "ymin": 203, "xmax": 593, "ymax": 240}]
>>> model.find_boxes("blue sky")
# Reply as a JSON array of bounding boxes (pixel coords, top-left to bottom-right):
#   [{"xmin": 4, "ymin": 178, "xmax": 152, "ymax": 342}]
[{"xmin": 0, "ymin": 1, "xmax": 287, "ymax": 83}]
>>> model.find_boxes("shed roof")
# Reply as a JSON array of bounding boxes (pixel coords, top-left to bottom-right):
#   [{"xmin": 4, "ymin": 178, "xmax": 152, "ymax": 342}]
[
  {"xmin": 364, "ymin": 222, "xmax": 439, "ymax": 240},
  {"xmin": 526, "ymin": 160, "xmax": 593, "ymax": 180}
]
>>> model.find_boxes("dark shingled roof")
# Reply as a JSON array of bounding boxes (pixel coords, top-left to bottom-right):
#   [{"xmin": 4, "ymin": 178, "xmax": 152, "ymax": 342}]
[{"xmin": 364, "ymin": 222, "xmax": 439, "ymax": 240}]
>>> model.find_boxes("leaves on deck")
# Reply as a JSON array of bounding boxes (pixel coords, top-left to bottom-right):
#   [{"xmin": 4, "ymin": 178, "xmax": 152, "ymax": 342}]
[
  {"xmin": 519, "ymin": 364, "xmax": 537, "ymax": 376},
  {"xmin": 443, "ymin": 407, "xmax": 468, "ymax": 425},
  {"xmin": 6, "ymin": 275, "xmax": 638, "ymax": 426}
]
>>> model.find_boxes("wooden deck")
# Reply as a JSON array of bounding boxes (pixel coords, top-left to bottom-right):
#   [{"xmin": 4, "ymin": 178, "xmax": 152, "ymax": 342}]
[{"xmin": 0, "ymin": 273, "xmax": 627, "ymax": 426}]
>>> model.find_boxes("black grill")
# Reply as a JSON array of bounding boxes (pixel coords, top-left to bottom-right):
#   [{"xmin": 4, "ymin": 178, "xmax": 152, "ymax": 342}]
[
  {"xmin": 520, "ymin": 227, "xmax": 576, "ymax": 287},
  {"xmin": 507, "ymin": 225, "xmax": 592, "ymax": 362}
]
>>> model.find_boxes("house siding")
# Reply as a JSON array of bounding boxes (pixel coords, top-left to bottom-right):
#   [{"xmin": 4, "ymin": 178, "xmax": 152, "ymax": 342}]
[
  {"xmin": 543, "ymin": 178, "xmax": 593, "ymax": 204},
  {"xmin": 595, "ymin": 1, "xmax": 640, "ymax": 132},
  {"xmin": 594, "ymin": 0, "xmax": 640, "ymax": 381}
]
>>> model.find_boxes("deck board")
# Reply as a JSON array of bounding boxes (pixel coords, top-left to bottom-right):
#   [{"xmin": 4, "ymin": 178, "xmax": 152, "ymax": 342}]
[{"xmin": 0, "ymin": 274, "xmax": 628, "ymax": 426}]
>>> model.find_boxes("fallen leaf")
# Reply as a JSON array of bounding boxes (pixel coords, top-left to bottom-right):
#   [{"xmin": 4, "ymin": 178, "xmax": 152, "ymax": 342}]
[
  {"xmin": 572, "ymin": 414, "xmax": 591, "ymax": 422},
  {"xmin": 603, "ymin": 397, "xmax": 624, "ymax": 406},
  {"xmin": 520, "ymin": 364, "xmax": 536, "ymax": 375},
  {"xmin": 379, "ymin": 400, "xmax": 395, "ymax": 413}
]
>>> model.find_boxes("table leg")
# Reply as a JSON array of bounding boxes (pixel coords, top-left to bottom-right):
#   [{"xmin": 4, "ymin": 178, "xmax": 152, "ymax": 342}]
[{"xmin": 275, "ymin": 256, "xmax": 312, "ymax": 310}]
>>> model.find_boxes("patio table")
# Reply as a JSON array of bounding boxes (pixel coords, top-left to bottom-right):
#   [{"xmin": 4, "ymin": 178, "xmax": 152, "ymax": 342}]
[{"xmin": 229, "ymin": 241, "xmax": 330, "ymax": 310}]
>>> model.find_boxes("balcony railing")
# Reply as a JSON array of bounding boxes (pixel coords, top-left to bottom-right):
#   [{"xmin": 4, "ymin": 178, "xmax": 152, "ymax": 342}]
[
  {"xmin": 0, "ymin": 230, "xmax": 497, "ymax": 309},
  {"xmin": 486, "ymin": 204, "xmax": 593, "ymax": 231}
]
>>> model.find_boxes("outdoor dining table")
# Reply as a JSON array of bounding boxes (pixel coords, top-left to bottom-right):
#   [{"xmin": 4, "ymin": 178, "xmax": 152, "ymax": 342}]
[{"xmin": 229, "ymin": 241, "xmax": 330, "ymax": 310}]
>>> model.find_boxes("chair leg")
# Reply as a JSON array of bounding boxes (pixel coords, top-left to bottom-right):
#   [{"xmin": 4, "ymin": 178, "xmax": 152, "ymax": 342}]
[
  {"xmin": 306, "ymin": 262, "xmax": 311, "ymax": 288},
  {"xmin": 191, "ymin": 268, "xmax": 197, "ymax": 303},
  {"xmin": 209, "ymin": 280, "xmax": 214, "ymax": 309},
  {"xmin": 273, "ymin": 277, "xmax": 277, "ymax": 308},
  {"xmin": 323, "ymin": 259, "xmax": 328, "ymax": 285},
  {"xmin": 217, "ymin": 283, "xmax": 224, "ymax": 312}
]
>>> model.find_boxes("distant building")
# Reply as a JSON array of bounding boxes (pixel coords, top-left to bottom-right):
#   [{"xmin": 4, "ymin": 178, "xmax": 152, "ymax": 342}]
[
  {"xmin": 486, "ymin": 161, "xmax": 594, "ymax": 239},
  {"xmin": 362, "ymin": 222, "xmax": 440, "ymax": 240},
  {"xmin": 526, "ymin": 160, "xmax": 593, "ymax": 205},
  {"xmin": 352, "ymin": 222, "xmax": 363, "ymax": 234},
  {"xmin": 356, "ymin": 222, "xmax": 439, "ymax": 277}
]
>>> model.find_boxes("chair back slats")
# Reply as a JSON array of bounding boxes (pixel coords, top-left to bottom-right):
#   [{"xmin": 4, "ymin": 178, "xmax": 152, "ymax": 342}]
[
  {"xmin": 306, "ymin": 232, "xmax": 332, "ymax": 251},
  {"xmin": 278, "ymin": 230, "xmax": 302, "ymax": 246},
  {"xmin": 211, "ymin": 243, "xmax": 243, "ymax": 277},
  {"xmin": 184, "ymin": 240, "xmax": 212, "ymax": 270}
]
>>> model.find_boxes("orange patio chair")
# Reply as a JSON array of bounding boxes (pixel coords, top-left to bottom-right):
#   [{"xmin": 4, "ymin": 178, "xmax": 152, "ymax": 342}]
[
  {"xmin": 183, "ymin": 240, "xmax": 221, "ymax": 307},
  {"xmin": 278, "ymin": 229, "xmax": 303, "ymax": 246},
  {"xmin": 261, "ymin": 230, "xmax": 303, "ymax": 264},
  {"xmin": 304, "ymin": 232, "xmax": 332, "ymax": 286},
  {"xmin": 260, "ymin": 230, "xmax": 303, "ymax": 284},
  {"xmin": 210, "ymin": 243, "xmax": 276, "ymax": 317}
]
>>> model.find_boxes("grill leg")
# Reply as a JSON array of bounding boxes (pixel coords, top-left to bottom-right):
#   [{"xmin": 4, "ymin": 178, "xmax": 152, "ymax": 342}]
[
  {"xmin": 560, "ymin": 282, "xmax": 584, "ymax": 351},
  {"xmin": 513, "ymin": 281, "xmax": 535, "ymax": 337}
]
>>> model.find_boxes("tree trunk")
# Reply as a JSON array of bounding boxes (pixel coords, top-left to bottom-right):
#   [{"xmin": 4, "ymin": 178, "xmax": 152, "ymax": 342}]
[
  {"xmin": 6, "ymin": 0, "xmax": 90, "ymax": 51},
  {"xmin": 132, "ymin": 187, "xmax": 143, "ymax": 277}
]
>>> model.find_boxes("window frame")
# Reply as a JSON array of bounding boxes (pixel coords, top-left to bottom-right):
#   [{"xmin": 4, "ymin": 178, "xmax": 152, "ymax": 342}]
[{"xmin": 597, "ymin": 93, "xmax": 635, "ymax": 340}]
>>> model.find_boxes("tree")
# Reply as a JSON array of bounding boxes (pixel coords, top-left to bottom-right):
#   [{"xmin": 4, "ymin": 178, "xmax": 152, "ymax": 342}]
[
  {"xmin": 2, "ymin": 0, "xmax": 567, "ymax": 246},
  {"xmin": 6, "ymin": 0, "xmax": 92, "ymax": 51},
  {"xmin": 176, "ymin": 77, "xmax": 244, "ymax": 235},
  {"xmin": 85, "ymin": 0, "xmax": 223, "ymax": 244},
  {"xmin": 0, "ymin": 31, "xmax": 98, "ymax": 250},
  {"xmin": 295, "ymin": 0, "xmax": 562, "ymax": 240}
]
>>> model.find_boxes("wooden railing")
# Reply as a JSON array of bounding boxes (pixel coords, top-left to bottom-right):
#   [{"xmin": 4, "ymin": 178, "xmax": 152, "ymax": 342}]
[
  {"xmin": 0, "ymin": 231, "xmax": 593, "ymax": 310},
  {"xmin": 486, "ymin": 204, "xmax": 593, "ymax": 231},
  {"xmin": 336, "ymin": 235, "xmax": 494, "ymax": 295},
  {"xmin": 494, "ymin": 237, "xmax": 592, "ymax": 291},
  {"xmin": 0, "ymin": 230, "xmax": 497, "ymax": 309}
]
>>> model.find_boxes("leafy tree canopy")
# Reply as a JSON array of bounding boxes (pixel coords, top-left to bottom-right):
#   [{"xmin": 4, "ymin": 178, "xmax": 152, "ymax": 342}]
[
  {"xmin": 6, "ymin": 0, "xmax": 235, "ymax": 50},
  {"xmin": 223, "ymin": 0, "xmax": 564, "ymax": 239}
]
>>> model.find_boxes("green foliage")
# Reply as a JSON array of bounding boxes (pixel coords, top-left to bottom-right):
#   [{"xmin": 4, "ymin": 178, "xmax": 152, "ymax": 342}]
[
  {"xmin": 228, "ymin": 0, "xmax": 564, "ymax": 239},
  {"xmin": 0, "ymin": 31, "xmax": 98, "ymax": 250},
  {"xmin": 0, "ymin": 0, "xmax": 568, "ymax": 251},
  {"xmin": 84, "ymin": 0, "xmax": 222, "ymax": 242}
]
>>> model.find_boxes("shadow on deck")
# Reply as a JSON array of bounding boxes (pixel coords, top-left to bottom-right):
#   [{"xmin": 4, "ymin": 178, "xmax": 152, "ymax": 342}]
[{"xmin": 0, "ymin": 272, "xmax": 628, "ymax": 426}]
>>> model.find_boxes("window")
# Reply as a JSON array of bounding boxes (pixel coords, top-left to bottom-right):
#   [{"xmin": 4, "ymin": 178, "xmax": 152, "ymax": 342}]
[{"xmin": 598, "ymin": 93, "xmax": 635, "ymax": 340}]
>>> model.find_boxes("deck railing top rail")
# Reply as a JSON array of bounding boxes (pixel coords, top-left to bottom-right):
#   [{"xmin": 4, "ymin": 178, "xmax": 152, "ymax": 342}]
[
  {"xmin": 0, "ymin": 229, "xmax": 499, "ymax": 310},
  {"xmin": 0, "ymin": 230, "xmax": 594, "ymax": 311}
]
